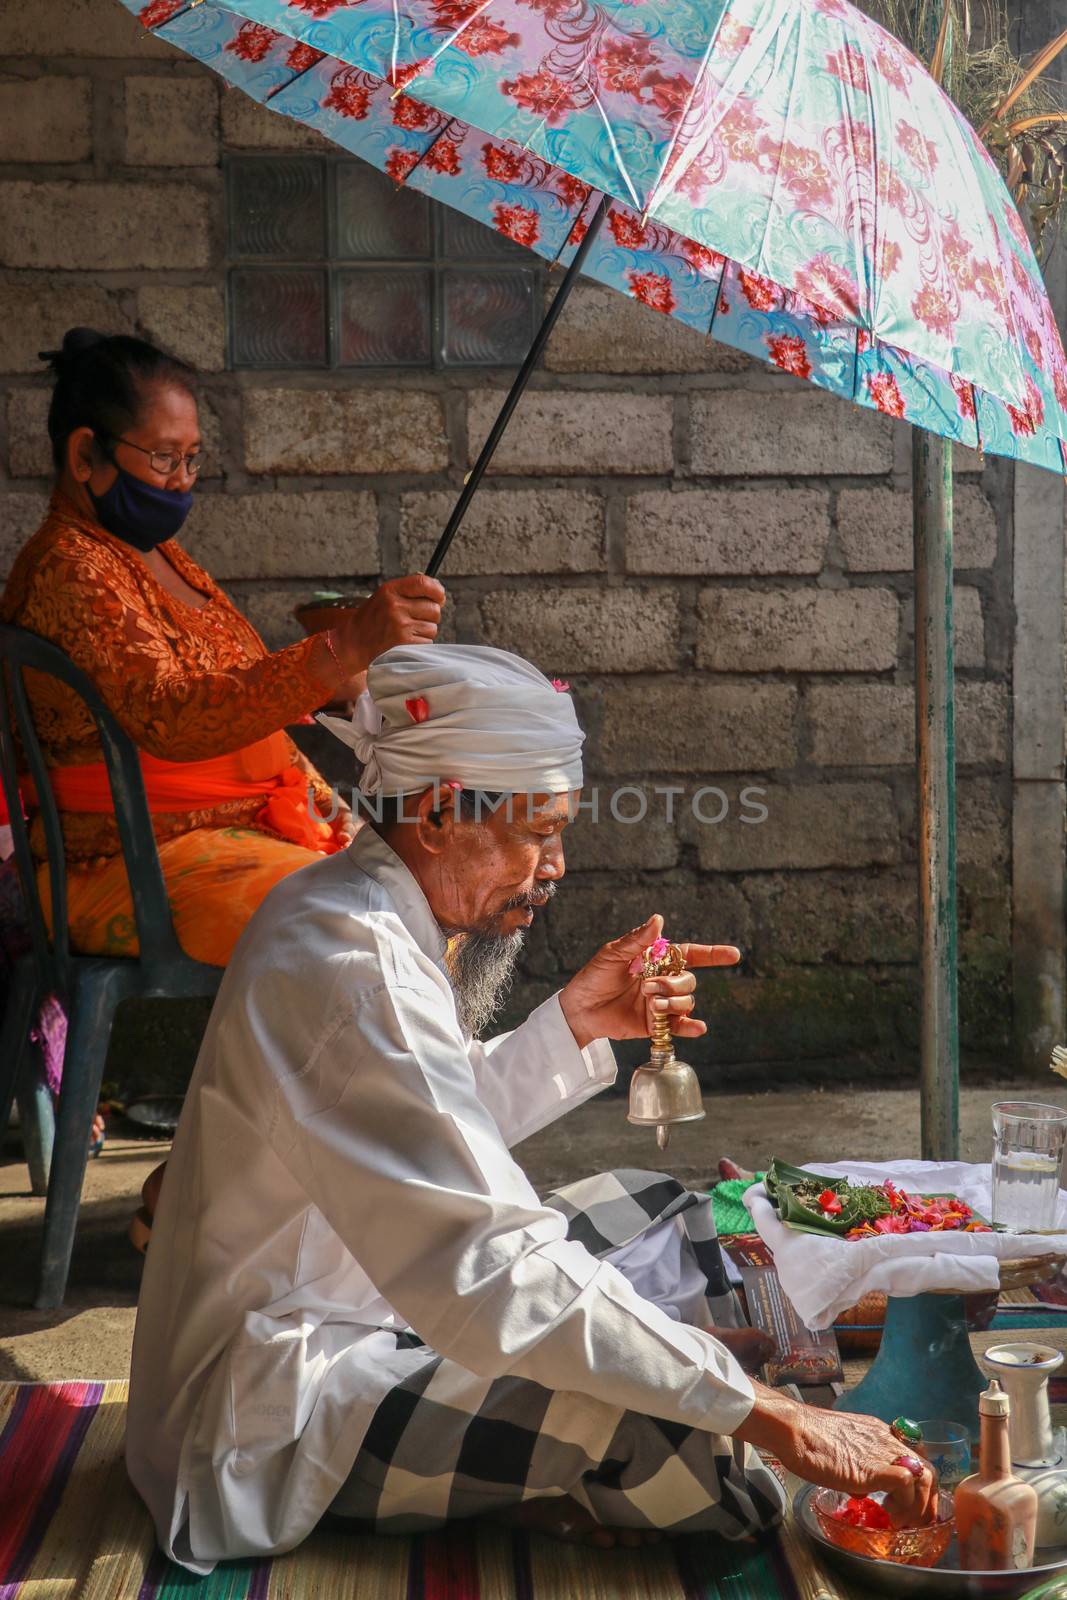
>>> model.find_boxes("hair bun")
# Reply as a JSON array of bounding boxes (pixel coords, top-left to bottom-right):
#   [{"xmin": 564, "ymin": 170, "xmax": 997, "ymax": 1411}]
[{"xmin": 39, "ymin": 327, "xmax": 107, "ymax": 372}]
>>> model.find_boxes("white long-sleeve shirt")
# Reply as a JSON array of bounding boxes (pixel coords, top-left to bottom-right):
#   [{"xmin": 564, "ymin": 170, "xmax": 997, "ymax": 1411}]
[{"xmin": 126, "ymin": 829, "xmax": 754, "ymax": 1571}]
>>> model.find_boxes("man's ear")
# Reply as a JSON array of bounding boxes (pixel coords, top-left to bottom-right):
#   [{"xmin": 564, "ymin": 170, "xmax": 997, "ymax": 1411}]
[{"xmin": 411, "ymin": 783, "xmax": 460, "ymax": 855}]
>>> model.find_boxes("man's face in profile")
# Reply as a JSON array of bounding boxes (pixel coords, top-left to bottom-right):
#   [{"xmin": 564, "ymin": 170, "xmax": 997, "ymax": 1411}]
[
  {"xmin": 437, "ymin": 790, "xmax": 579, "ymax": 1034},
  {"xmin": 441, "ymin": 790, "xmax": 579, "ymax": 938}
]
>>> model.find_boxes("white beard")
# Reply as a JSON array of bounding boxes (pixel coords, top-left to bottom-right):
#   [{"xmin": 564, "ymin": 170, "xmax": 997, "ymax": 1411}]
[{"xmin": 444, "ymin": 929, "xmax": 524, "ymax": 1037}]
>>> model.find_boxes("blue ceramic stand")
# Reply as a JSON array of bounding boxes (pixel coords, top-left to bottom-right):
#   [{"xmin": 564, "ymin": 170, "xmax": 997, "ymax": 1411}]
[{"xmin": 833, "ymin": 1293, "xmax": 985, "ymax": 1439}]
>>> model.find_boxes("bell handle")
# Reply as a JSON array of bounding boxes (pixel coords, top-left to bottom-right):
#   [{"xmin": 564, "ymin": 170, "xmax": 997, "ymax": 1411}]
[{"xmin": 649, "ymin": 1007, "xmax": 674, "ymax": 1056}]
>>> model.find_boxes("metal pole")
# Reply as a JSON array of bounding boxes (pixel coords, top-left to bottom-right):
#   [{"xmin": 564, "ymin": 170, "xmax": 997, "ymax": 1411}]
[
  {"xmin": 914, "ymin": 428, "xmax": 959, "ymax": 1160},
  {"xmin": 426, "ymin": 193, "xmax": 610, "ymax": 578},
  {"xmin": 910, "ymin": 0, "xmax": 960, "ymax": 1161}
]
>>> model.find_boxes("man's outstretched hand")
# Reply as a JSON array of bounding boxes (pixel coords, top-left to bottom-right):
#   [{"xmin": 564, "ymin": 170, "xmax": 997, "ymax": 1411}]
[
  {"xmin": 736, "ymin": 1384, "xmax": 938, "ymax": 1530},
  {"xmin": 558, "ymin": 913, "xmax": 740, "ymax": 1050}
]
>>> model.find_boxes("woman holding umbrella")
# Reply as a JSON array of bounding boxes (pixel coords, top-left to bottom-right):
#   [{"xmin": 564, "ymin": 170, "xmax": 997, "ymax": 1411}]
[{"xmin": 1, "ymin": 327, "xmax": 445, "ymax": 967}]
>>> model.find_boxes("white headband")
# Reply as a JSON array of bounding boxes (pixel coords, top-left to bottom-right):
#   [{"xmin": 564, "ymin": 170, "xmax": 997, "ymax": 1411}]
[{"xmin": 318, "ymin": 644, "xmax": 585, "ymax": 796}]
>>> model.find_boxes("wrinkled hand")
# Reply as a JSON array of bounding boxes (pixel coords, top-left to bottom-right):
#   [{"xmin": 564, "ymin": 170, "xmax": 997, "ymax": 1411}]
[
  {"xmin": 558, "ymin": 913, "xmax": 740, "ymax": 1050},
  {"xmin": 330, "ymin": 575, "xmax": 445, "ymax": 674},
  {"xmin": 737, "ymin": 1386, "xmax": 938, "ymax": 1529}
]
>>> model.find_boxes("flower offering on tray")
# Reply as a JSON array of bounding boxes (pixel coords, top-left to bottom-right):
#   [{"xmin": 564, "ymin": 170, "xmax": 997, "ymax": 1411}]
[{"xmin": 765, "ymin": 1159, "xmax": 992, "ymax": 1241}]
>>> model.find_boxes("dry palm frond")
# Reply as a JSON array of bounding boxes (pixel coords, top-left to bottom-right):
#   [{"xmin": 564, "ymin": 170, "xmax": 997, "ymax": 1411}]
[
  {"xmin": 858, "ymin": 0, "xmax": 1067, "ymax": 253},
  {"xmin": 979, "ymin": 28, "xmax": 1067, "ymax": 137},
  {"xmin": 1051, "ymin": 1044, "xmax": 1067, "ymax": 1080},
  {"xmin": 1007, "ymin": 113, "xmax": 1067, "ymax": 138},
  {"xmin": 928, "ymin": 4, "xmax": 952, "ymax": 86}
]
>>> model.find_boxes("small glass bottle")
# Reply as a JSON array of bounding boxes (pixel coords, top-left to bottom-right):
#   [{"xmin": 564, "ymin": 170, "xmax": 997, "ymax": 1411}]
[{"xmin": 954, "ymin": 1378, "xmax": 1038, "ymax": 1571}]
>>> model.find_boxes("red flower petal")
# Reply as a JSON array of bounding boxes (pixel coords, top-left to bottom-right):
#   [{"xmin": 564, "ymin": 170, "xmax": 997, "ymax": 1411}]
[{"xmin": 405, "ymin": 696, "xmax": 430, "ymax": 723}]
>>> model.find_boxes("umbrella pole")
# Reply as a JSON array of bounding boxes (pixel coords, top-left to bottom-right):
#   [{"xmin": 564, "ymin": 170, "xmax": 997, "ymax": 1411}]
[
  {"xmin": 426, "ymin": 193, "xmax": 611, "ymax": 578},
  {"xmin": 914, "ymin": 428, "xmax": 960, "ymax": 1160}
]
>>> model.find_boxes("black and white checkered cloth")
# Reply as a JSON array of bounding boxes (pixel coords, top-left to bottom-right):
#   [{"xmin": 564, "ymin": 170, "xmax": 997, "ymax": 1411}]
[
  {"xmin": 543, "ymin": 1167, "xmax": 743, "ymax": 1327},
  {"xmin": 328, "ymin": 1169, "xmax": 785, "ymax": 1539}
]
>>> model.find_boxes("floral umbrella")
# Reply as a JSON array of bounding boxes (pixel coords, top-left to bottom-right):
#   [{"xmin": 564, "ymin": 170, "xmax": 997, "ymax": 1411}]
[
  {"xmin": 122, "ymin": 0, "xmax": 1067, "ymax": 513},
  {"xmin": 118, "ymin": 0, "xmax": 1058, "ymax": 1158}
]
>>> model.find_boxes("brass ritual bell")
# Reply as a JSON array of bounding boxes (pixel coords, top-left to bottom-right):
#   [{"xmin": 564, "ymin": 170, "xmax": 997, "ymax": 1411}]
[{"xmin": 627, "ymin": 939, "xmax": 705, "ymax": 1151}]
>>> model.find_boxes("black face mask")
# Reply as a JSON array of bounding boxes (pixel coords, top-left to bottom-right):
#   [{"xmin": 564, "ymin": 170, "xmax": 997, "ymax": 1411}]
[{"xmin": 88, "ymin": 463, "xmax": 193, "ymax": 552}]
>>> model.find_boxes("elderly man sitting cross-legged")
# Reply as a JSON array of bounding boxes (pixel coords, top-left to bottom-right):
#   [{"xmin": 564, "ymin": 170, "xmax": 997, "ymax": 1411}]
[{"xmin": 126, "ymin": 644, "xmax": 936, "ymax": 1573}]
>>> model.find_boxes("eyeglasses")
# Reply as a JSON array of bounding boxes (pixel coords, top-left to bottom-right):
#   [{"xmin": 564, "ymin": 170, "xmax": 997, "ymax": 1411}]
[{"xmin": 105, "ymin": 435, "xmax": 204, "ymax": 477}]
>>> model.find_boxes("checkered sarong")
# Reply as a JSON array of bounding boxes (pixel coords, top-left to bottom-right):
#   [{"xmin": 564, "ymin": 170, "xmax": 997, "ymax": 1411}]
[
  {"xmin": 328, "ymin": 1170, "xmax": 785, "ymax": 1539},
  {"xmin": 543, "ymin": 1167, "xmax": 743, "ymax": 1328}
]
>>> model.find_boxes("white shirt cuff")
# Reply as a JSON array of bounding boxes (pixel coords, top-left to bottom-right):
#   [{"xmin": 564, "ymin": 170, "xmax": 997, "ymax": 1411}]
[{"xmin": 537, "ymin": 992, "xmax": 617, "ymax": 1101}]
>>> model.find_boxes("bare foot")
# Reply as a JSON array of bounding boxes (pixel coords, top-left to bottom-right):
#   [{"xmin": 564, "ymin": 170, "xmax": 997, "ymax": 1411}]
[
  {"xmin": 142, "ymin": 1161, "xmax": 166, "ymax": 1218},
  {"xmin": 128, "ymin": 1161, "xmax": 168, "ymax": 1256},
  {"xmin": 496, "ymin": 1495, "xmax": 664, "ymax": 1549},
  {"xmin": 707, "ymin": 1324, "xmax": 776, "ymax": 1373},
  {"xmin": 717, "ymin": 1156, "xmax": 755, "ymax": 1183}
]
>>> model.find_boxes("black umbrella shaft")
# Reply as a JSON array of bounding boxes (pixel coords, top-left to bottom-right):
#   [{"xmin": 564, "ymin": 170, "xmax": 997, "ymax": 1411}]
[{"xmin": 426, "ymin": 192, "xmax": 611, "ymax": 579}]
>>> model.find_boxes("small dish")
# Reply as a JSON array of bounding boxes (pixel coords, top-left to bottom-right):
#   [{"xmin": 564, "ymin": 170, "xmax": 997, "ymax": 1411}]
[
  {"xmin": 812, "ymin": 1488, "xmax": 956, "ymax": 1568},
  {"xmin": 292, "ymin": 593, "xmax": 370, "ymax": 635},
  {"xmin": 122, "ymin": 1097, "xmax": 184, "ymax": 1135}
]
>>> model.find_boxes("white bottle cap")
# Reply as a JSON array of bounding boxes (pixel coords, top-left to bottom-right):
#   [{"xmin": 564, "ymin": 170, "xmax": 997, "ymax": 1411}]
[{"xmin": 979, "ymin": 1377, "xmax": 1010, "ymax": 1417}]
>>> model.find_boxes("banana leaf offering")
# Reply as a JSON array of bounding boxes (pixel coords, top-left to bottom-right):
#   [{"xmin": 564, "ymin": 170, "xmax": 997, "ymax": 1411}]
[
  {"xmin": 765, "ymin": 1160, "xmax": 890, "ymax": 1237},
  {"xmin": 764, "ymin": 1160, "xmax": 989, "ymax": 1240}
]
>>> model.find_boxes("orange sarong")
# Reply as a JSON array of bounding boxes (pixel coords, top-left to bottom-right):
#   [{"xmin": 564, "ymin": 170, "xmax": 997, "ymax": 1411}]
[
  {"xmin": 31, "ymin": 734, "xmax": 345, "ymax": 966},
  {"xmin": 40, "ymin": 826, "xmax": 332, "ymax": 967},
  {"xmin": 34, "ymin": 732, "xmax": 340, "ymax": 857}
]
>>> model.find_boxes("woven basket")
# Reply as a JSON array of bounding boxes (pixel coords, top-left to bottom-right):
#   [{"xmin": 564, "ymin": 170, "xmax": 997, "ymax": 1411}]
[
  {"xmin": 834, "ymin": 1293, "xmax": 888, "ymax": 1353},
  {"xmin": 831, "ymin": 1257, "xmax": 1064, "ymax": 1355}
]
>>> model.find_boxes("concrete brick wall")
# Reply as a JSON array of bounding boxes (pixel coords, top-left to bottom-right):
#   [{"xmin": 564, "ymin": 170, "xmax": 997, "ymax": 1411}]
[{"xmin": 0, "ymin": 2, "xmax": 1016, "ymax": 1080}]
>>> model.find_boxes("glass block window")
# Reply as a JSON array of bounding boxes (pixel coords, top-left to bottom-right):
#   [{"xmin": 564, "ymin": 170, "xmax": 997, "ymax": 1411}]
[{"xmin": 226, "ymin": 154, "xmax": 542, "ymax": 371}]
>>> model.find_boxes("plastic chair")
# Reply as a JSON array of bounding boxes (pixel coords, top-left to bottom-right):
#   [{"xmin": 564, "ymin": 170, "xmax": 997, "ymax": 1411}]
[{"xmin": 0, "ymin": 624, "xmax": 222, "ymax": 1309}]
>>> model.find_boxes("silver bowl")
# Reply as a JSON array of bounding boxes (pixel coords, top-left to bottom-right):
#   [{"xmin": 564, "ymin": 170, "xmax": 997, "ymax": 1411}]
[{"xmin": 795, "ymin": 1482, "xmax": 1067, "ymax": 1597}]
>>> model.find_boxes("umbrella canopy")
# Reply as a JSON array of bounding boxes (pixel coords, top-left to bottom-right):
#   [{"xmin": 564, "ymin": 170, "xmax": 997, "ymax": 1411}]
[{"xmin": 124, "ymin": 0, "xmax": 1067, "ymax": 471}]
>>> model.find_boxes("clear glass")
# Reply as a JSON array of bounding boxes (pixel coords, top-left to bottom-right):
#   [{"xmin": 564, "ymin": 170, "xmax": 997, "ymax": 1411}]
[
  {"xmin": 916, "ymin": 1421, "xmax": 971, "ymax": 1490},
  {"xmin": 991, "ymin": 1101, "xmax": 1067, "ymax": 1231},
  {"xmin": 110, "ymin": 436, "xmax": 204, "ymax": 476}
]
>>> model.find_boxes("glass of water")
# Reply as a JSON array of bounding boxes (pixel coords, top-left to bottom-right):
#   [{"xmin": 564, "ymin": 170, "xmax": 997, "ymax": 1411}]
[
  {"xmin": 991, "ymin": 1102, "xmax": 1067, "ymax": 1232},
  {"xmin": 916, "ymin": 1421, "xmax": 971, "ymax": 1489}
]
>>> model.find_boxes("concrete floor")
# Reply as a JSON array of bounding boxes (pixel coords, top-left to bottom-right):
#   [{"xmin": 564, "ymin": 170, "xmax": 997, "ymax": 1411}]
[{"xmin": 0, "ymin": 1084, "xmax": 1049, "ymax": 1382}]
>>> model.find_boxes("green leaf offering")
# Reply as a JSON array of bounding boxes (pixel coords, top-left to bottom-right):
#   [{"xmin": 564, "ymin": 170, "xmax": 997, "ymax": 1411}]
[
  {"xmin": 765, "ymin": 1159, "xmax": 892, "ymax": 1238},
  {"xmin": 763, "ymin": 1159, "xmax": 989, "ymax": 1240}
]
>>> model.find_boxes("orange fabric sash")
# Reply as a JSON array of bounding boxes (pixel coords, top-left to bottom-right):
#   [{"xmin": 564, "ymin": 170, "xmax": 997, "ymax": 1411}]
[{"xmin": 7, "ymin": 733, "xmax": 341, "ymax": 855}]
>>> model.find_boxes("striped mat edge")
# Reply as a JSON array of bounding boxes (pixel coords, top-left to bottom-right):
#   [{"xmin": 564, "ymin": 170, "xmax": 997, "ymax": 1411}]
[{"xmin": 0, "ymin": 1379, "xmax": 867, "ymax": 1599}]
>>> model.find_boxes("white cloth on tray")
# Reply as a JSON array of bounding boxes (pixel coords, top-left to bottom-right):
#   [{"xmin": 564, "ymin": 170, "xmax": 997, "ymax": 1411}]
[{"xmin": 743, "ymin": 1157, "xmax": 1067, "ymax": 1331}]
